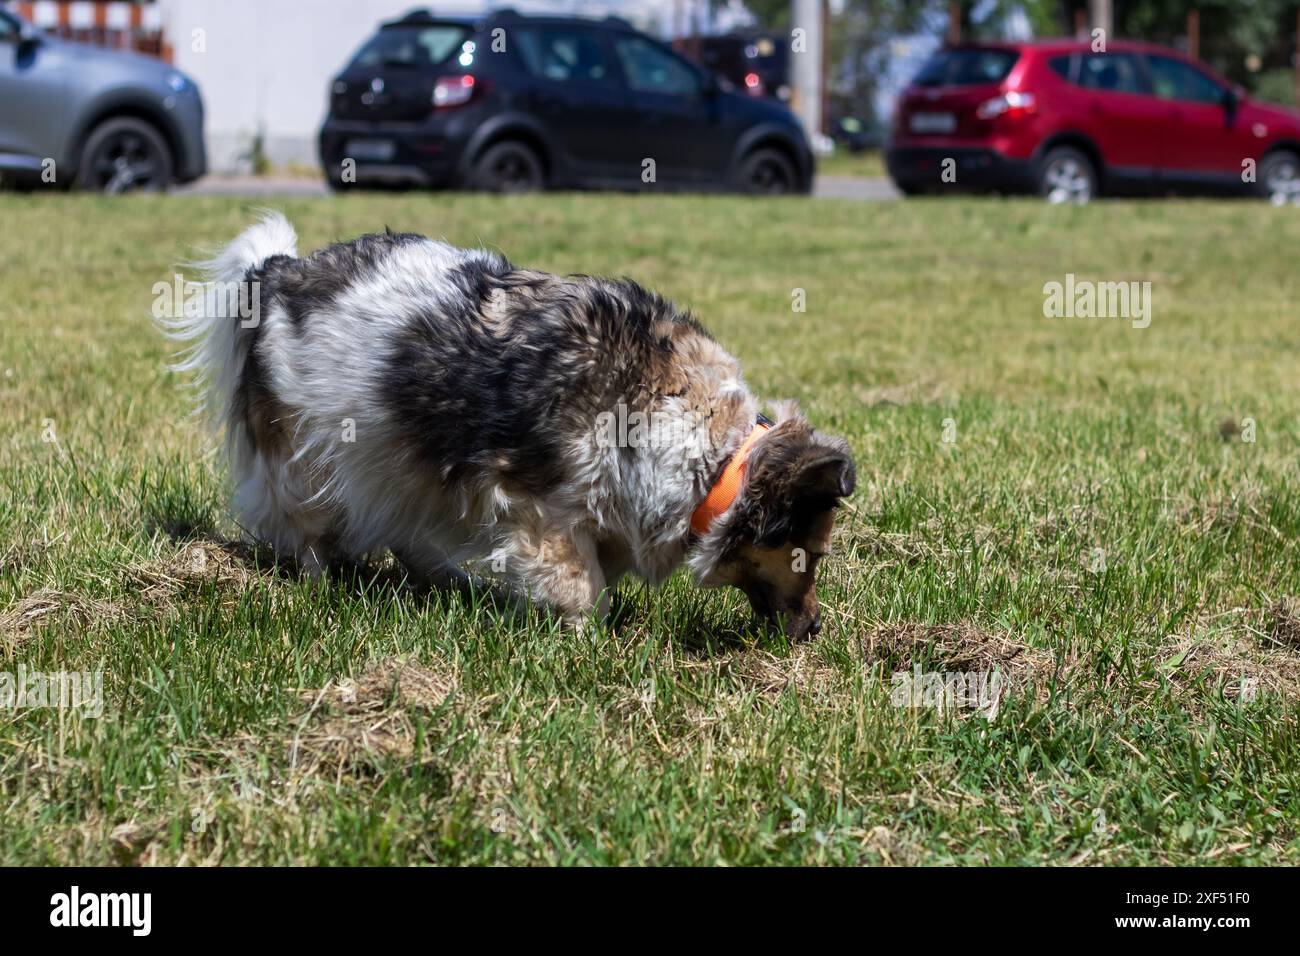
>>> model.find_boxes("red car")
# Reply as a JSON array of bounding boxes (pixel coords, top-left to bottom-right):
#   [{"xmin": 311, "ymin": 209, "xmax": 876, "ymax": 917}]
[{"xmin": 887, "ymin": 39, "xmax": 1300, "ymax": 201}]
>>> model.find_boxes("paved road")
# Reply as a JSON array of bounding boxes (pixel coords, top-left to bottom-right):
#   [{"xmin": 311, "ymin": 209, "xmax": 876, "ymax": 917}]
[
  {"xmin": 177, "ymin": 173, "xmax": 900, "ymax": 201},
  {"xmin": 815, "ymin": 175, "xmax": 900, "ymax": 200},
  {"xmin": 176, "ymin": 176, "xmax": 331, "ymax": 197}
]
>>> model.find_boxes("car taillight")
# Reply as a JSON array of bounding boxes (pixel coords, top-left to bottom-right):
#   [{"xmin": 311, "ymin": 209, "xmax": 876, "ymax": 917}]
[
  {"xmin": 433, "ymin": 74, "xmax": 476, "ymax": 108},
  {"xmin": 976, "ymin": 90, "xmax": 1036, "ymax": 120}
]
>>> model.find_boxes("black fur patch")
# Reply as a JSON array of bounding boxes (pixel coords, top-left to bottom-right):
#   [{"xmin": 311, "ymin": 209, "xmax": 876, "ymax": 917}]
[
  {"xmin": 257, "ymin": 230, "xmax": 424, "ymax": 329},
  {"xmin": 381, "ymin": 263, "xmax": 706, "ymax": 496}
]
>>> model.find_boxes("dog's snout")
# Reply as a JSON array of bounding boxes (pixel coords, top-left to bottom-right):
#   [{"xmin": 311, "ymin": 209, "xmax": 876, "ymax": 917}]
[{"xmin": 809, "ymin": 611, "xmax": 822, "ymax": 636}]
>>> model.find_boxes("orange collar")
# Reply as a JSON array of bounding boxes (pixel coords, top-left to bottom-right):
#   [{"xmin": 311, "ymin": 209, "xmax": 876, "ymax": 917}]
[{"xmin": 690, "ymin": 418, "xmax": 771, "ymax": 535}]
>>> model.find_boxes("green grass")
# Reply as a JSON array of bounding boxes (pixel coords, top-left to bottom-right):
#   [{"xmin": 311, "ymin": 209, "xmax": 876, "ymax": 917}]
[
  {"xmin": 2, "ymin": 192, "xmax": 1300, "ymax": 865},
  {"xmin": 817, "ymin": 148, "xmax": 886, "ymax": 178}
]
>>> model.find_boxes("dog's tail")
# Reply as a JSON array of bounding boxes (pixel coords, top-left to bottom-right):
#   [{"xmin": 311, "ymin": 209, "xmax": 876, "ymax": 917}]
[{"xmin": 159, "ymin": 211, "xmax": 297, "ymax": 439}]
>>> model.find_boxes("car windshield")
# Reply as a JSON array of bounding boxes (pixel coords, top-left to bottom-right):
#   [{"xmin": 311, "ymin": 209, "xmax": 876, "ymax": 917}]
[
  {"xmin": 913, "ymin": 48, "xmax": 1019, "ymax": 87},
  {"xmin": 348, "ymin": 25, "xmax": 469, "ymax": 70}
]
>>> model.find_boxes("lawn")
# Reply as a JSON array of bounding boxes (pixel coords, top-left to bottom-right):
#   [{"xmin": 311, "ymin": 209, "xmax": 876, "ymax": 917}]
[
  {"xmin": 2, "ymin": 191, "xmax": 1299, "ymax": 865},
  {"xmin": 817, "ymin": 147, "xmax": 887, "ymax": 178}
]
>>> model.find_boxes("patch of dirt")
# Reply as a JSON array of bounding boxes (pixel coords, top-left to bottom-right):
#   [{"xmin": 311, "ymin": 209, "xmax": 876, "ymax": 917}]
[
  {"xmin": 108, "ymin": 821, "xmax": 165, "ymax": 866},
  {"xmin": 1, "ymin": 540, "xmax": 272, "ymax": 651},
  {"xmin": 285, "ymin": 658, "xmax": 457, "ymax": 775},
  {"xmin": 859, "ymin": 621, "xmax": 1072, "ymax": 713},
  {"xmin": 0, "ymin": 588, "xmax": 126, "ymax": 651},
  {"xmin": 1266, "ymin": 598, "xmax": 1300, "ymax": 651},
  {"xmin": 1161, "ymin": 623, "xmax": 1300, "ymax": 704},
  {"xmin": 863, "ymin": 621, "xmax": 1057, "ymax": 683},
  {"xmin": 124, "ymin": 539, "xmax": 262, "ymax": 603}
]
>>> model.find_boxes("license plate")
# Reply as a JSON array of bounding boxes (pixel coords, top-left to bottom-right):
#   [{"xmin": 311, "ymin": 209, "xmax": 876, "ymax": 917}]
[
  {"xmin": 909, "ymin": 112, "xmax": 956, "ymax": 134},
  {"xmin": 345, "ymin": 138, "xmax": 395, "ymax": 162}
]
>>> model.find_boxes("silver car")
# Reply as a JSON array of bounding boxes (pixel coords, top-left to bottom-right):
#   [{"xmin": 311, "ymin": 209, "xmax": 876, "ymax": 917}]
[{"xmin": 0, "ymin": 6, "xmax": 205, "ymax": 192}]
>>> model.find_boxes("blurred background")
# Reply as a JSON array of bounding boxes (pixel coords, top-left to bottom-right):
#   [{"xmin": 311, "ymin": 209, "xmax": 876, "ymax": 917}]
[{"xmin": 5, "ymin": 0, "xmax": 1300, "ymax": 195}]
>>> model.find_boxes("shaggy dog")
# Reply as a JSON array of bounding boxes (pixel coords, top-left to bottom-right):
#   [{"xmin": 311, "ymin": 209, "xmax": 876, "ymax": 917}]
[{"xmin": 164, "ymin": 213, "xmax": 855, "ymax": 639}]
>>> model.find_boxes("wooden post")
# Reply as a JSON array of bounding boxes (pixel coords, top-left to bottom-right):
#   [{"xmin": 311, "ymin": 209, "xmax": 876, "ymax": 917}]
[
  {"xmin": 1073, "ymin": 8, "xmax": 1087, "ymax": 40},
  {"xmin": 1187, "ymin": 9, "xmax": 1200, "ymax": 61},
  {"xmin": 790, "ymin": 0, "xmax": 823, "ymax": 141},
  {"xmin": 947, "ymin": 3, "xmax": 960, "ymax": 44},
  {"xmin": 1088, "ymin": 0, "xmax": 1112, "ymax": 37}
]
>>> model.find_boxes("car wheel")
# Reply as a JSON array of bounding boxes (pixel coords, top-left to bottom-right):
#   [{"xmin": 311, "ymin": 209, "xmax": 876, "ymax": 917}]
[
  {"xmin": 470, "ymin": 141, "xmax": 545, "ymax": 193},
  {"xmin": 1259, "ymin": 150, "xmax": 1300, "ymax": 204},
  {"xmin": 76, "ymin": 117, "xmax": 173, "ymax": 194},
  {"xmin": 1037, "ymin": 146, "xmax": 1096, "ymax": 204},
  {"xmin": 895, "ymin": 181, "xmax": 928, "ymax": 197},
  {"xmin": 734, "ymin": 148, "xmax": 797, "ymax": 195}
]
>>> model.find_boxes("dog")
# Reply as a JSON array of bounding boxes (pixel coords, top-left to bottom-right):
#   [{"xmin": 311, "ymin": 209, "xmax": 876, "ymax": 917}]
[{"xmin": 163, "ymin": 213, "xmax": 856, "ymax": 640}]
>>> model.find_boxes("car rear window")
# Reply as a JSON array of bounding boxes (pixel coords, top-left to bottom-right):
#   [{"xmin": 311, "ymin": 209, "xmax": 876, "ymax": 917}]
[
  {"xmin": 348, "ymin": 25, "xmax": 469, "ymax": 70},
  {"xmin": 913, "ymin": 48, "xmax": 1019, "ymax": 87},
  {"xmin": 515, "ymin": 26, "xmax": 610, "ymax": 83}
]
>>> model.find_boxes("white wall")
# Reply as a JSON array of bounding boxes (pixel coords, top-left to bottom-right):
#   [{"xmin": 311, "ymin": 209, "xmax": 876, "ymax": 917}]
[
  {"xmin": 162, "ymin": 0, "xmax": 486, "ymax": 172},
  {"xmin": 158, "ymin": 0, "xmax": 680, "ymax": 174}
]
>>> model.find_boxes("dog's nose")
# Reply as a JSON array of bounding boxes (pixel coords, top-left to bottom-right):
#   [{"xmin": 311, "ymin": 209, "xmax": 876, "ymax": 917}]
[{"xmin": 808, "ymin": 611, "xmax": 822, "ymax": 636}]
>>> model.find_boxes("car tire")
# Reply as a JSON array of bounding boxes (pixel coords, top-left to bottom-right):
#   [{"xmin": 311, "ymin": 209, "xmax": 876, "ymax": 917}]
[
  {"xmin": 75, "ymin": 117, "xmax": 173, "ymax": 194},
  {"xmin": 1258, "ymin": 149, "xmax": 1300, "ymax": 204},
  {"xmin": 1037, "ymin": 146, "xmax": 1097, "ymax": 204},
  {"xmin": 470, "ymin": 141, "xmax": 545, "ymax": 193},
  {"xmin": 733, "ymin": 147, "xmax": 798, "ymax": 195},
  {"xmin": 895, "ymin": 181, "xmax": 928, "ymax": 197}
]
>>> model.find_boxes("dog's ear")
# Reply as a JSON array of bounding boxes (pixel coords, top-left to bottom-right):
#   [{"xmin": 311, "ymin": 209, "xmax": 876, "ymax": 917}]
[{"xmin": 792, "ymin": 438, "xmax": 856, "ymax": 504}]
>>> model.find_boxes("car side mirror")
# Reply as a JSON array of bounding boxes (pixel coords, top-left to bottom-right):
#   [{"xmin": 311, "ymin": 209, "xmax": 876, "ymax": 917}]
[{"xmin": 16, "ymin": 22, "xmax": 42, "ymax": 56}]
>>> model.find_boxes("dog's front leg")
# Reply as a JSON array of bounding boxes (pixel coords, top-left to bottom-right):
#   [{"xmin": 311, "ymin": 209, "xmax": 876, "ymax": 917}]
[{"xmin": 502, "ymin": 525, "xmax": 609, "ymax": 631}]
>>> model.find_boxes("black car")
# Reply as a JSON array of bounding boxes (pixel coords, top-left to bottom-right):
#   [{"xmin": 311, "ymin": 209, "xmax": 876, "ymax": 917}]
[{"xmin": 319, "ymin": 9, "xmax": 813, "ymax": 194}]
